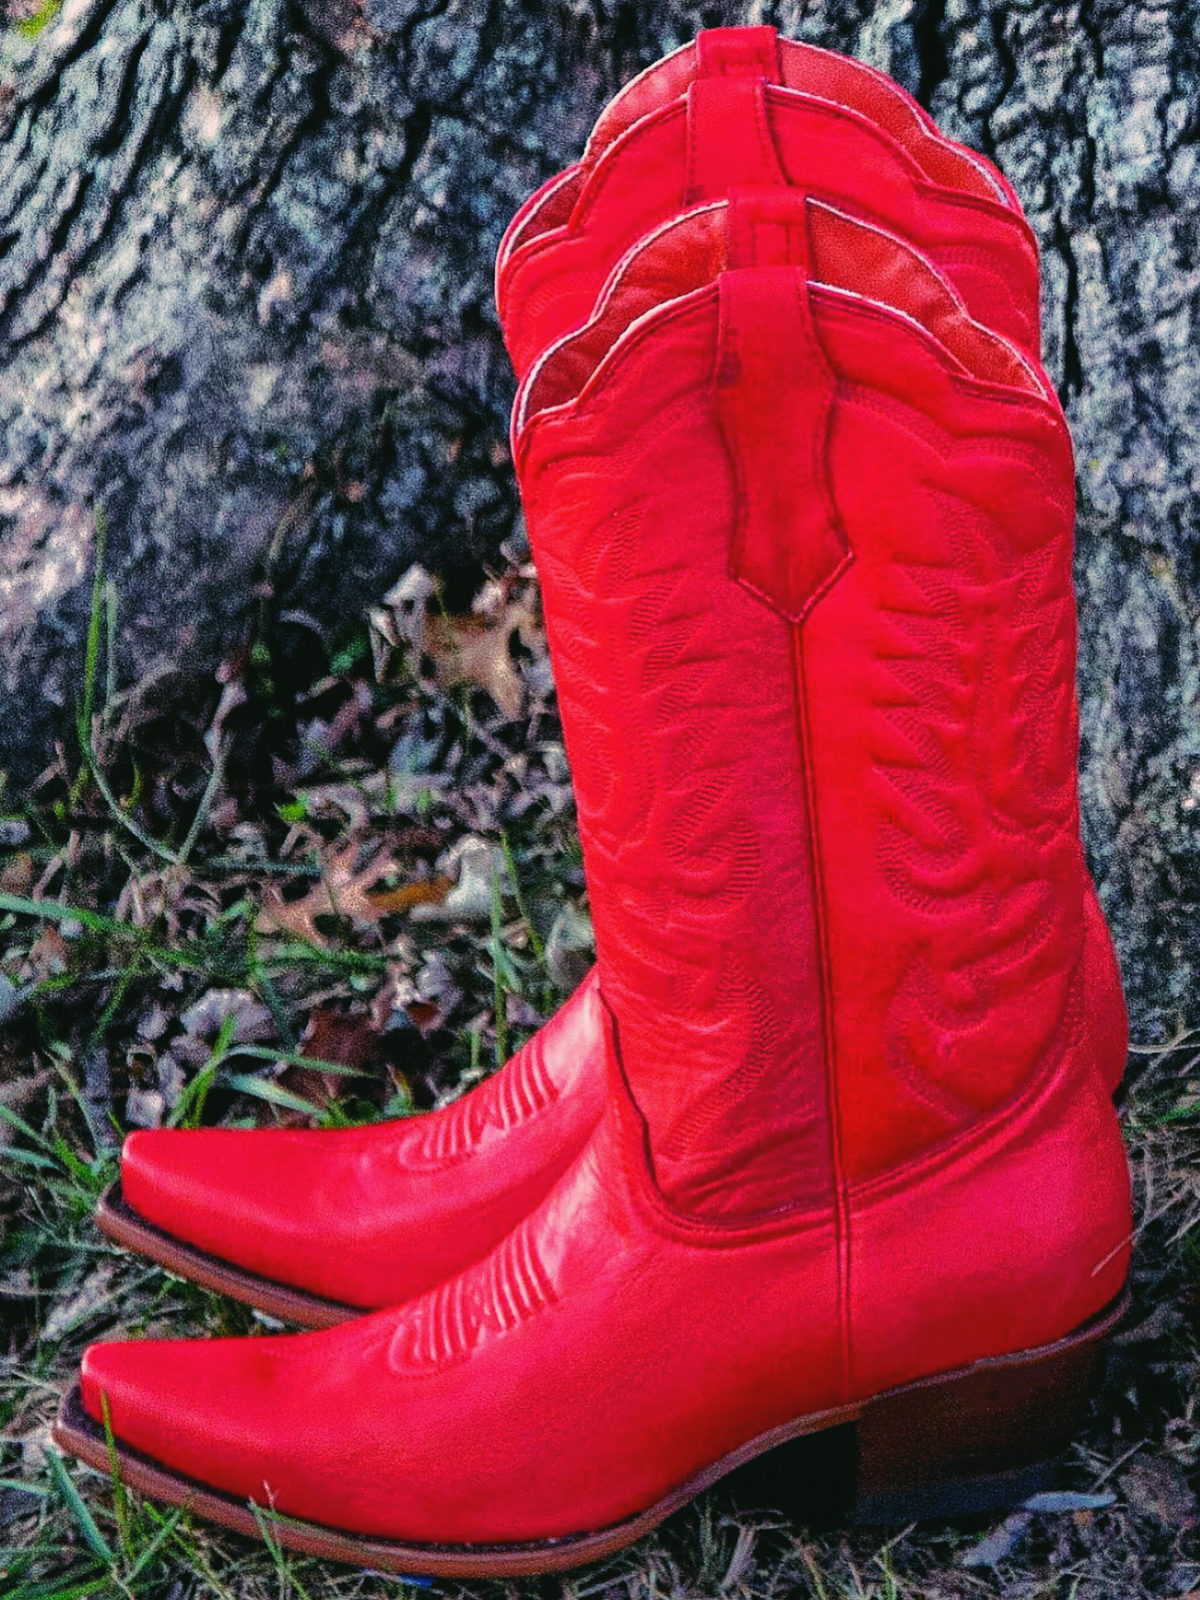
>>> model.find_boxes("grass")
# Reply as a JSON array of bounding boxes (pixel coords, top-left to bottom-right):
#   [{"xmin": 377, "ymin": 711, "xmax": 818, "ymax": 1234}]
[
  {"xmin": 1, "ymin": 523, "xmax": 1198, "ymax": 1598},
  {"xmin": 7, "ymin": 0, "xmax": 62, "ymax": 39}
]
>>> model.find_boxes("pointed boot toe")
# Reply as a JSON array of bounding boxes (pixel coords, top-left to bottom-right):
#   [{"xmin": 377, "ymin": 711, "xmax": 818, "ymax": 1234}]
[
  {"xmin": 120, "ymin": 1127, "xmax": 261, "ymax": 1240},
  {"xmin": 72, "ymin": 1325, "xmax": 394, "ymax": 1526},
  {"xmin": 77, "ymin": 1334, "xmax": 254, "ymax": 1472},
  {"xmin": 99, "ymin": 970, "xmax": 606, "ymax": 1322},
  {"xmin": 80, "ymin": 1336, "xmax": 148, "ymax": 1424},
  {"xmin": 103, "ymin": 1126, "xmax": 360, "ymax": 1323}
]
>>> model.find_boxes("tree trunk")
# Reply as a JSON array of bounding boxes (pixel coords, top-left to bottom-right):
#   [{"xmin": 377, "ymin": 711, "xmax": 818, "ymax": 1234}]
[{"xmin": 0, "ymin": 0, "xmax": 1195, "ymax": 1039}]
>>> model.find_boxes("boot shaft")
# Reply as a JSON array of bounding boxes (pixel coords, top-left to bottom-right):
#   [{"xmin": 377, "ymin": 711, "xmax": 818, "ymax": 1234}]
[
  {"xmin": 499, "ymin": 27, "xmax": 1023, "ymax": 287},
  {"xmin": 585, "ymin": 28, "xmax": 1022, "ymax": 210},
  {"xmin": 515, "ymin": 198, "xmax": 1090, "ymax": 1217},
  {"xmin": 498, "ymin": 30, "xmax": 1041, "ymax": 373},
  {"xmin": 521, "ymin": 192, "xmax": 1048, "ymax": 429}
]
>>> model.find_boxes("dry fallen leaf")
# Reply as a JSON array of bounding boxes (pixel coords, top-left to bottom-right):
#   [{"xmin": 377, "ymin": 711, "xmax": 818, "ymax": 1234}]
[
  {"xmin": 367, "ymin": 876, "xmax": 452, "ymax": 914},
  {"xmin": 0, "ymin": 851, "xmax": 34, "ymax": 893},
  {"xmin": 384, "ymin": 950, "xmax": 463, "ymax": 1036},
  {"xmin": 178, "ymin": 988, "xmax": 273, "ymax": 1051},
  {"xmin": 370, "ymin": 564, "xmax": 436, "ymax": 682},
  {"xmin": 369, "ymin": 563, "xmax": 544, "ymax": 720},
  {"xmin": 279, "ymin": 1006, "xmax": 386, "ymax": 1107},
  {"xmin": 302, "ymin": 1006, "xmax": 379, "ymax": 1069},
  {"xmin": 255, "ymin": 842, "xmax": 400, "ymax": 946},
  {"xmin": 1120, "ymin": 1457, "xmax": 1199, "ymax": 1528},
  {"xmin": 411, "ymin": 840, "xmax": 505, "ymax": 924},
  {"xmin": 545, "ymin": 902, "xmax": 595, "ymax": 991},
  {"xmin": 404, "ymin": 1000, "xmax": 440, "ymax": 1030},
  {"xmin": 1022, "ymin": 1490, "xmax": 1116, "ymax": 1513},
  {"xmin": 126, "ymin": 1086, "xmax": 166, "ymax": 1128},
  {"xmin": 425, "ymin": 610, "xmax": 528, "ymax": 720},
  {"xmin": 961, "ymin": 1512, "xmax": 1032, "ymax": 1568},
  {"xmin": 27, "ymin": 924, "xmax": 69, "ymax": 980}
]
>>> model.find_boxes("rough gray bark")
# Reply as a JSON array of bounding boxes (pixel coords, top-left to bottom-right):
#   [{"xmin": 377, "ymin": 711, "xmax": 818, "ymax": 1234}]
[{"xmin": 0, "ymin": 0, "xmax": 1196, "ymax": 1039}]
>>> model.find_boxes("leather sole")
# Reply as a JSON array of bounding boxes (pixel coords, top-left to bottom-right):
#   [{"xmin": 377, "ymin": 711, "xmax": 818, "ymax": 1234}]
[
  {"xmin": 96, "ymin": 1183, "xmax": 358, "ymax": 1330},
  {"xmin": 52, "ymin": 1289, "xmax": 1127, "ymax": 1577}
]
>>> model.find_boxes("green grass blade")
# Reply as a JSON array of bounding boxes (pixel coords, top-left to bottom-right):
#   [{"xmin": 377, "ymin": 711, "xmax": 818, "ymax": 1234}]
[
  {"xmin": 228, "ymin": 1045, "xmax": 366, "ymax": 1077},
  {"xmin": 78, "ymin": 506, "xmax": 107, "ymax": 755},
  {"xmin": 225, "ymin": 1074, "xmax": 325, "ymax": 1117},
  {"xmin": 123, "ymin": 1503, "xmax": 185, "ymax": 1582},
  {"xmin": 45, "ymin": 1451, "xmax": 114, "ymax": 1565},
  {"xmin": 98, "ymin": 1394, "xmax": 129, "ymax": 1560},
  {"xmin": 0, "ymin": 1144, "xmax": 60, "ymax": 1172},
  {"xmin": 0, "ymin": 894, "xmax": 126, "ymax": 936},
  {"xmin": 0, "ymin": 1098, "xmax": 59, "ymax": 1156},
  {"xmin": 501, "ymin": 829, "xmax": 545, "ymax": 964},
  {"xmin": 167, "ymin": 1062, "xmax": 219, "ymax": 1129},
  {"xmin": 7, "ymin": 1577, "xmax": 113, "ymax": 1600},
  {"xmin": 250, "ymin": 955, "xmax": 298, "ymax": 1050},
  {"xmin": 490, "ymin": 868, "xmax": 509, "ymax": 1071},
  {"xmin": 84, "ymin": 950, "xmax": 145, "ymax": 1055}
]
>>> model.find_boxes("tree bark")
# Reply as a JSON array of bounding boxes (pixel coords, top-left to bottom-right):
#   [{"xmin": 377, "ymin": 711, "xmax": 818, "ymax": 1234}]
[{"xmin": 0, "ymin": 0, "xmax": 1195, "ymax": 1039}]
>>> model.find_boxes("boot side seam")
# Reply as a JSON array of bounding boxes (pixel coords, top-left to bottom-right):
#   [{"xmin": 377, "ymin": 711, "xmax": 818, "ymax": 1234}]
[{"xmin": 792, "ymin": 619, "xmax": 853, "ymax": 1405}]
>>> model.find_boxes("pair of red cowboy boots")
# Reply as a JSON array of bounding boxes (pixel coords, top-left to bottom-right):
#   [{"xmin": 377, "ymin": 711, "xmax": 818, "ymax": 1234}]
[{"xmin": 56, "ymin": 28, "xmax": 1133, "ymax": 1577}]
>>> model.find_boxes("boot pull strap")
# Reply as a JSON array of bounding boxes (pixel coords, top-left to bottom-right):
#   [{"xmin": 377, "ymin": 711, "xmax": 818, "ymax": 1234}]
[
  {"xmin": 695, "ymin": 26, "xmax": 782, "ymax": 82},
  {"xmin": 725, "ymin": 187, "xmax": 813, "ymax": 273},
  {"xmin": 684, "ymin": 79, "xmax": 786, "ymax": 206},
  {"xmin": 715, "ymin": 261, "xmax": 850, "ymax": 623}
]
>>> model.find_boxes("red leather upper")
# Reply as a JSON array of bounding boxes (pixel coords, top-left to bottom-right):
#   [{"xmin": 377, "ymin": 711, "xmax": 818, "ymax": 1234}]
[
  {"xmin": 514, "ymin": 211, "xmax": 1120, "ymax": 1203},
  {"xmin": 497, "ymin": 27, "xmax": 1023, "ymax": 286},
  {"xmin": 80, "ymin": 168, "xmax": 1132, "ymax": 1553},
  {"xmin": 516, "ymin": 189, "xmax": 1125, "ymax": 1121},
  {"xmin": 75, "ymin": 42, "xmax": 1133, "ymax": 1554},
  {"xmin": 121, "ymin": 970, "xmax": 606, "ymax": 1307},
  {"xmin": 497, "ymin": 35, "xmax": 1041, "ymax": 374}
]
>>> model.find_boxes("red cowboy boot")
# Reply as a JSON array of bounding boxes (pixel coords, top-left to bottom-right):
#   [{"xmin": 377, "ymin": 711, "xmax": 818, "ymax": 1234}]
[
  {"xmin": 58, "ymin": 194, "xmax": 1131, "ymax": 1575},
  {"xmin": 497, "ymin": 26, "xmax": 1044, "ymax": 376},
  {"xmin": 103, "ymin": 31, "xmax": 1109, "ymax": 1330},
  {"xmin": 103, "ymin": 30, "xmax": 1126, "ymax": 1322},
  {"xmin": 502, "ymin": 21, "xmax": 1123, "ymax": 1092},
  {"xmin": 503, "ymin": 26, "xmax": 1126, "ymax": 1093}
]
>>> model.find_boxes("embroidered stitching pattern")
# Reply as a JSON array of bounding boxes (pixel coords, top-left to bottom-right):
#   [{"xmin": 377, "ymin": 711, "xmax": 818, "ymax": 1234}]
[
  {"xmin": 861, "ymin": 401, "xmax": 1080, "ymax": 1122},
  {"xmin": 529, "ymin": 371, "xmax": 828, "ymax": 1218},
  {"xmin": 388, "ymin": 1211, "xmax": 558, "ymax": 1373},
  {"xmin": 396, "ymin": 1029, "xmax": 558, "ymax": 1171}
]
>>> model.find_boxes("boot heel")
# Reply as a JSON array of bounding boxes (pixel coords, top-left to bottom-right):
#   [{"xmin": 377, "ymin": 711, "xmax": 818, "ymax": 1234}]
[{"xmin": 852, "ymin": 1293, "xmax": 1126, "ymax": 1524}]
